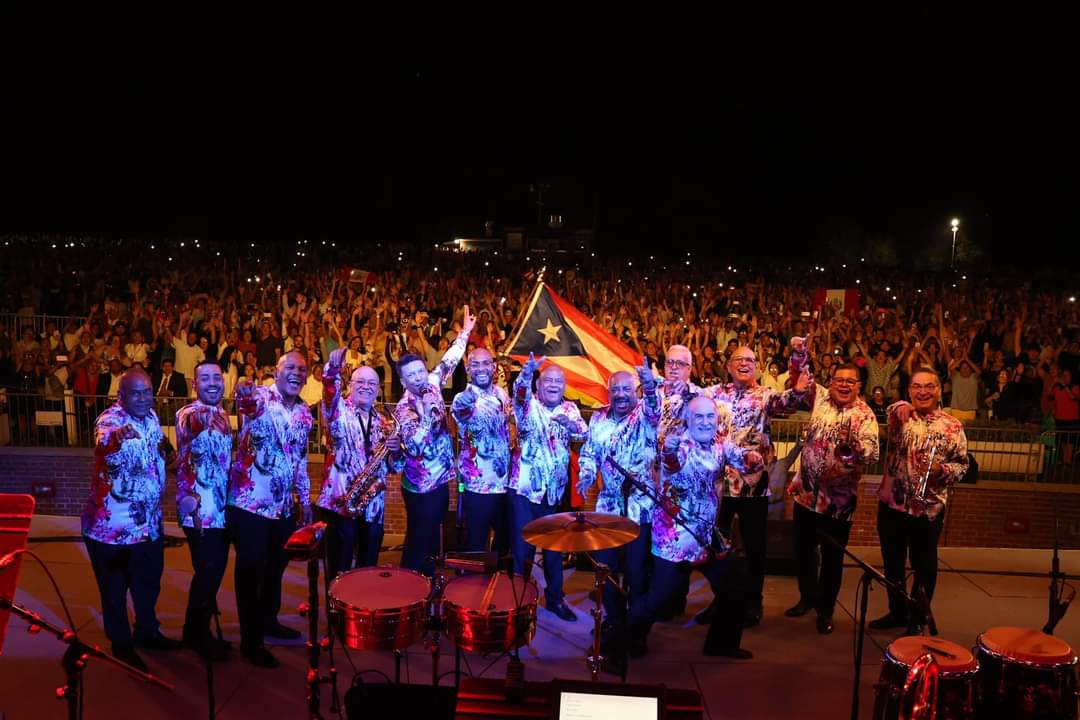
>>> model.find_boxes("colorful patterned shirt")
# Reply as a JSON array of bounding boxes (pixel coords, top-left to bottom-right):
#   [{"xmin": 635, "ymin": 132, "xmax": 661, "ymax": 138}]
[
  {"xmin": 652, "ymin": 434, "xmax": 756, "ymax": 564},
  {"xmin": 452, "ymin": 383, "xmax": 513, "ymax": 494},
  {"xmin": 510, "ymin": 374, "xmax": 588, "ymax": 506},
  {"xmin": 82, "ymin": 404, "xmax": 167, "ymax": 544},
  {"xmin": 657, "ymin": 381, "xmax": 709, "ymax": 449},
  {"xmin": 317, "ymin": 369, "xmax": 404, "ymax": 522},
  {"xmin": 791, "ymin": 392, "xmax": 880, "ymax": 521},
  {"xmin": 878, "ymin": 403, "xmax": 969, "ymax": 520},
  {"xmin": 175, "ymin": 400, "xmax": 233, "ymax": 530},
  {"xmin": 395, "ymin": 329, "xmax": 469, "ymax": 494},
  {"xmin": 577, "ymin": 389, "xmax": 661, "ymax": 525},
  {"xmin": 229, "ymin": 383, "xmax": 313, "ymax": 519}
]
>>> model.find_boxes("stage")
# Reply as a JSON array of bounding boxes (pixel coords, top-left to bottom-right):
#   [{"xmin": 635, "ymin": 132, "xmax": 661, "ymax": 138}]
[{"xmin": 2, "ymin": 515, "xmax": 1077, "ymax": 719}]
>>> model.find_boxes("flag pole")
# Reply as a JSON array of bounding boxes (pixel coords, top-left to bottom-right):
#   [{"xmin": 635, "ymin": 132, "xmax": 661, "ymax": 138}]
[{"xmin": 500, "ymin": 267, "xmax": 546, "ymax": 359}]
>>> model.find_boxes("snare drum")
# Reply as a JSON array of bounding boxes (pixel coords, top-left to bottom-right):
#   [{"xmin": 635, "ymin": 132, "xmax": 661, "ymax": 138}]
[
  {"xmin": 441, "ymin": 572, "xmax": 539, "ymax": 654},
  {"xmin": 329, "ymin": 567, "xmax": 431, "ymax": 651},
  {"xmin": 975, "ymin": 626, "xmax": 1078, "ymax": 720},
  {"xmin": 873, "ymin": 636, "xmax": 979, "ymax": 720}
]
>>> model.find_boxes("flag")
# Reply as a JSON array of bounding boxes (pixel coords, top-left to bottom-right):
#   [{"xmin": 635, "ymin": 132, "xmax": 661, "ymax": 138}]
[
  {"xmin": 811, "ymin": 288, "xmax": 860, "ymax": 316},
  {"xmin": 504, "ymin": 283, "xmax": 643, "ymax": 407}
]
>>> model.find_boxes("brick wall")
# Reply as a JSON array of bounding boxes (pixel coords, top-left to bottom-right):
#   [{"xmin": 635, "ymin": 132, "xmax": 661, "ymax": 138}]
[{"xmin": 4, "ymin": 448, "xmax": 1078, "ymax": 549}]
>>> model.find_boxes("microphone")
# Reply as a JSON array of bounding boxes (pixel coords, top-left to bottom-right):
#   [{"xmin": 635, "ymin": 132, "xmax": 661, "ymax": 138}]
[
  {"xmin": 1043, "ymin": 588, "xmax": 1075, "ymax": 635},
  {"xmin": 178, "ymin": 495, "xmax": 202, "ymax": 536}
]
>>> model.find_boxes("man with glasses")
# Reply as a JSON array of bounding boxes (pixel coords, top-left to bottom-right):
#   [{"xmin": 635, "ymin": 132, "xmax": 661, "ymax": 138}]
[
  {"xmin": 785, "ymin": 365, "xmax": 879, "ymax": 634},
  {"xmin": 452, "ymin": 347, "xmax": 513, "ymax": 554},
  {"xmin": 871, "ymin": 367, "xmax": 968, "ymax": 636}
]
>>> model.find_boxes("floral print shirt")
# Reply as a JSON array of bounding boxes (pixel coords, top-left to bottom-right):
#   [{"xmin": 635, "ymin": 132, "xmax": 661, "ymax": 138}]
[
  {"xmin": 175, "ymin": 400, "xmax": 233, "ymax": 530},
  {"xmin": 510, "ymin": 374, "xmax": 588, "ymax": 506},
  {"xmin": 878, "ymin": 403, "xmax": 969, "ymax": 520},
  {"xmin": 452, "ymin": 383, "xmax": 513, "ymax": 494},
  {"xmin": 82, "ymin": 404, "xmax": 167, "ymax": 544}
]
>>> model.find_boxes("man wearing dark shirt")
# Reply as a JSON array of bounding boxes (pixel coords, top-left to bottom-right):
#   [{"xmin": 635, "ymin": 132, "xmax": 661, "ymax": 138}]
[{"xmin": 255, "ymin": 320, "xmax": 282, "ymax": 368}]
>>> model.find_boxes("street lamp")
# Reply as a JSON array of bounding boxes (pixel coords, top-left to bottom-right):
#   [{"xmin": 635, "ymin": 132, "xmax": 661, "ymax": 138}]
[{"xmin": 950, "ymin": 218, "xmax": 960, "ymax": 268}]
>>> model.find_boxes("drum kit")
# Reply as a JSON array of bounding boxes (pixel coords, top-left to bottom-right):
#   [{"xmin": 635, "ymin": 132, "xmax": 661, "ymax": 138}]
[
  {"xmin": 325, "ymin": 511, "xmax": 640, "ymax": 685},
  {"xmin": 873, "ymin": 628, "xmax": 1079, "ymax": 719}
]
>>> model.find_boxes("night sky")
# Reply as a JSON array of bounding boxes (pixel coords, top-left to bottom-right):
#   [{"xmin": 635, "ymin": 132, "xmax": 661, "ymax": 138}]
[{"xmin": 2, "ymin": 7, "xmax": 1076, "ymax": 260}]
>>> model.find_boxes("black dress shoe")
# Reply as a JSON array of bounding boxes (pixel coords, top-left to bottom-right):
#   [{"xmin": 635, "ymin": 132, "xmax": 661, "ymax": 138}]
[
  {"xmin": 242, "ymin": 645, "xmax": 280, "ymax": 668},
  {"xmin": 112, "ymin": 644, "xmax": 150, "ymax": 673},
  {"xmin": 601, "ymin": 651, "xmax": 627, "ymax": 677},
  {"xmin": 816, "ymin": 616, "xmax": 834, "ymax": 635},
  {"xmin": 743, "ymin": 606, "xmax": 763, "ymax": 628},
  {"xmin": 868, "ymin": 612, "xmax": 908, "ymax": 630},
  {"xmin": 264, "ymin": 622, "xmax": 301, "ymax": 640},
  {"xmin": 904, "ymin": 623, "xmax": 925, "ymax": 637},
  {"xmin": 704, "ymin": 646, "xmax": 754, "ymax": 659},
  {"xmin": 784, "ymin": 600, "xmax": 814, "ymax": 618},
  {"xmin": 548, "ymin": 602, "xmax": 577, "ymax": 623},
  {"xmin": 134, "ymin": 631, "xmax": 184, "ymax": 651},
  {"xmin": 694, "ymin": 602, "xmax": 716, "ymax": 626}
]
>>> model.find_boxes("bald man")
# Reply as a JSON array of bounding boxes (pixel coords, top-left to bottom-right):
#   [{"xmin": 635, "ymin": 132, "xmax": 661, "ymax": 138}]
[
  {"xmin": 509, "ymin": 354, "xmax": 588, "ymax": 622},
  {"xmin": 578, "ymin": 365, "xmax": 660, "ymax": 641},
  {"xmin": 316, "ymin": 349, "xmax": 404, "ymax": 579},
  {"xmin": 452, "ymin": 348, "xmax": 513, "ymax": 554},
  {"xmin": 228, "ymin": 350, "xmax": 313, "ymax": 668},
  {"xmin": 83, "ymin": 368, "xmax": 181, "ymax": 672}
]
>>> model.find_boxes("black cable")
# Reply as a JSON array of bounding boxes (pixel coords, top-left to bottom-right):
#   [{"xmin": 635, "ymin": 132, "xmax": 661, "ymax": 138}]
[{"xmin": 10, "ymin": 549, "xmax": 77, "ymax": 630}]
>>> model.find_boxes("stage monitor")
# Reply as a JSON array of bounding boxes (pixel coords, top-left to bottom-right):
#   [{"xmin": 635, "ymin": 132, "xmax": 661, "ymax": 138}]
[{"xmin": 553, "ymin": 680, "xmax": 665, "ymax": 720}]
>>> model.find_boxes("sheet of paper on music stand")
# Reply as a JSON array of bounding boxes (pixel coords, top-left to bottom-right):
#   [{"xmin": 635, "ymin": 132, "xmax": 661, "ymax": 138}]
[
  {"xmin": 558, "ymin": 691, "xmax": 659, "ymax": 720},
  {"xmin": 1, "ymin": 494, "xmax": 36, "ymax": 655}
]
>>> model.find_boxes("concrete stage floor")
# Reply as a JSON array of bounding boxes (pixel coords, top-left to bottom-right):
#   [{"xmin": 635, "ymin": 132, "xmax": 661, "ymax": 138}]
[{"xmin": 2, "ymin": 515, "xmax": 1078, "ymax": 719}]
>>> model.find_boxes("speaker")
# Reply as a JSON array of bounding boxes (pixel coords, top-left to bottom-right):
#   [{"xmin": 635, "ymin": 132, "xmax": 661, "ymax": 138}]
[{"xmin": 345, "ymin": 683, "xmax": 456, "ymax": 720}]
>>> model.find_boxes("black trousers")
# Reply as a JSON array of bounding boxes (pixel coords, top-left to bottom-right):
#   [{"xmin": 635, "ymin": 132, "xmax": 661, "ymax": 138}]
[
  {"xmin": 227, "ymin": 506, "xmax": 295, "ymax": 649},
  {"xmin": 627, "ymin": 553, "xmax": 746, "ymax": 653},
  {"xmin": 316, "ymin": 506, "xmax": 384, "ymax": 585},
  {"xmin": 84, "ymin": 536, "xmax": 164, "ymax": 647},
  {"xmin": 717, "ymin": 495, "xmax": 768, "ymax": 610},
  {"xmin": 508, "ymin": 491, "xmax": 565, "ymax": 608},
  {"xmin": 401, "ymin": 484, "xmax": 449, "ymax": 576},
  {"xmin": 792, "ymin": 503, "xmax": 852, "ymax": 619},
  {"xmin": 461, "ymin": 490, "xmax": 509, "ymax": 556},
  {"xmin": 182, "ymin": 527, "xmax": 230, "ymax": 640},
  {"xmin": 594, "ymin": 523, "xmax": 651, "ymax": 629},
  {"xmin": 877, "ymin": 502, "xmax": 945, "ymax": 621}
]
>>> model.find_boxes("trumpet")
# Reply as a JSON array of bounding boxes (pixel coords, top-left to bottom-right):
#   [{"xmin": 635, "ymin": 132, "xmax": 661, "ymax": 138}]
[
  {"xmin": 344, "ymin": 409, "xmax": 401, "ymax": 515},
  {"xmin": 834, "ymin": 416, "xmax": 857, "ymax": 465},
  {"xmin": 912, "ymin": 442, "xmax": 938, "ymax": 504}
]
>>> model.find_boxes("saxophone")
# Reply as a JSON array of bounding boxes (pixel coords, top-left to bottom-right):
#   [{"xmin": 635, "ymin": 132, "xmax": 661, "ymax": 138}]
[{"xmin": 344, "ymin": 408, "xmax": 401, "ymax": 515}]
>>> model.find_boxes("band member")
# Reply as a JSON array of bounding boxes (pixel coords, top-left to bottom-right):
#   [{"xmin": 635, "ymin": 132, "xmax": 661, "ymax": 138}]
[
  {"xmin": 610, "ymin": 396, "xmax": 761, "ymax": 675},
  {"xmin": 228, "ymin": 351, "xmax": 313, "ymax": 668},
  {"xmin": 785, "ymin": 364, "xmax": 880, "ymax": 634},
  {"xmin": 871, "ymin": 367, "xmax": 968, "ymax": 635},
  {"xmin": 704, "ymin": 340, "xmax": 811, "ymax": 627},
  {"xmin": 577, "ymin": 365, "xmax": 660, "ymax": 634},
  {"xmin": 316, "ymin": 349, "xmax": 403, "ymax": 578},
  {"xmin": 657, "ymin": 345, "xmax": 705, "ymax": 445},
  {"xmin": 396, "ymin": 305, "xmax": 474, "ymax": 576},
  {"xmin": 451, "ymin": 347, "xmax": 513, "ymax": 554},
  {"xmin": 82, "ymin": 368, "xmax": 181, "ymax": 673},
  {"xmin": 509, "ymin": 354, "xmax": 588, "ymax": 622},
  {"xmin": 175, "ymin": 360, "xmax": 233, "ymax": 660}
]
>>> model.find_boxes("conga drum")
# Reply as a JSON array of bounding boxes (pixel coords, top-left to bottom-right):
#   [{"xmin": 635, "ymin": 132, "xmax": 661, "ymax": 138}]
[
  {"xmin": 975, "ymin": 626, "xmax": 1078, "ymax": 719},
  {"xmin": 873, "ymin": 636, "xmax": 979, "ymax": 719}
]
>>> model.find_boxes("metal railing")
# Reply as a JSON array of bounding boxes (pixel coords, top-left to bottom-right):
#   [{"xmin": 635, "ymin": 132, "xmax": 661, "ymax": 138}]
[{"xmin": 0, "ymin": 313, "xmax": 87, "ymax": 338}]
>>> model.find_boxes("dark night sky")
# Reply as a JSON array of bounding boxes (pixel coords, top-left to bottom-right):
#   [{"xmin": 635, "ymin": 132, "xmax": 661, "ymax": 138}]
[{"xmin": 2, "ymin": 6, "xmax": 1076, "ymax": 259}]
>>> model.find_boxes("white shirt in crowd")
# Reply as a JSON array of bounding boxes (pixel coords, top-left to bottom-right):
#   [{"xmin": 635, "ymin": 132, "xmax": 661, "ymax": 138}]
[
  {"xmin": 171, "ymin": 337, "xmax": 204, "ymax": 385},
  {"xmin": 125, "ymin": 342, "xmax": 149, "ymax": 367}
]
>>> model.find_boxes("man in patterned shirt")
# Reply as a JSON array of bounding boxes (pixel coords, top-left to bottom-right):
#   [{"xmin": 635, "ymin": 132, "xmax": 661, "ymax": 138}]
[
  {"xmin": 508, "ymin": 353, "xmax": 588, "ymax": 622},
  {"xmin": 176, "ymin": 360, "xmax": 233, "ymax": 660},
  {"xmin": 452, "ymin": 347, "xmax": 512, "ymax": 554},
  {"xmin": 577, "ymin": 364, "xmax": 660, "ymax": 637},
  {"xmin": 784, "ymin": 364, "xmax": 880, "ymax": 635},
  {"xmin": 870, "ymin": 367, "xmax": 969, "ymax": 636},
  {"xmin": 82, "ymin": 367, "xmax": 181, "ymax": 673},
  {"xmin": 395, "ymin": 305, "xmax": 474, "ymax": 576},
  {"xmin": 609, "ymin": 396, "xmax": 761, "ymax": 674},
  {"xmin": 316, "ymin": 350, "xmax": 403, "ymax": 577},
  {"xmin": 228, "ymin": 350, "xmax": 313, "ymax": 668}
]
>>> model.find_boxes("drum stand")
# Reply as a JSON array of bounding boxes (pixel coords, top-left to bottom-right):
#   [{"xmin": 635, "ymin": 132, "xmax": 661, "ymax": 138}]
[{"xmin": 296, "ymin": 549, "xmax": 341, "ymax": 720}]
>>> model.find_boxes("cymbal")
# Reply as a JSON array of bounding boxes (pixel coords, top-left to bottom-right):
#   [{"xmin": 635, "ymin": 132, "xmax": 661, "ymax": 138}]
[{"xmin": 522, "ymin": 512, "xmax": 640, "ymax": 552}]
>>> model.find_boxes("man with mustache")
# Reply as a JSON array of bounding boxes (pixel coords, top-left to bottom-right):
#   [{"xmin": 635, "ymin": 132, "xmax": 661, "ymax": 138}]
[
  {"xmin": 82, "ymin": 368, "xmax": 181, "ymax": 673},
  {"xmin": 785, "ymin": 364, "xmax": 880, "ymax": 635},
  {"xmin": 317, "ymin": 349, "xmax": 403, "ymax": 577},
  {"xmin": 508, "ymin": 354, "xmax": 588, "ymax": 622},
  {"xmin": 395, "ymin": 305, "xmax": 475, "ymax": 576},
  {"xmin": 451, "ymin": 347, "xmax": 513, "ymax": 554},
  {"xmin": 175, "ymin": 360, "xmax": 233, "ymax": 659},
  {"xmin": 229, "ymin": 350, "xmax": 313, "ymax": 668},
  {"xmin": 577, "ymin": 364, "xmax": 660, "ymax": 644},
  {"xmin": 871, "ymin": 367, "xmax": 969, "ymax": 636}
]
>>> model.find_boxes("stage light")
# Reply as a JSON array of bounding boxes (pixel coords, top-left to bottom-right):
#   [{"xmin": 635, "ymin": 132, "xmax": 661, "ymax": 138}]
[{"xmin": 1070, "ymin": 297, "xmax": 1076, "ymax": 303}]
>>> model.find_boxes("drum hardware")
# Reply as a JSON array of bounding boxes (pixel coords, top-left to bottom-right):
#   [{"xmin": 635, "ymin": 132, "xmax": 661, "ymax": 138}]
[{"xmin": 288, "ymin": 520, "xmax": 340, "ymax": 720}]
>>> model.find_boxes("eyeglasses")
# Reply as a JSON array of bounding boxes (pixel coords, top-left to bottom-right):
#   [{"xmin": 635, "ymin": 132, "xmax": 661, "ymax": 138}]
[
  {"xmin": 910, "ymin": 383, "xmax": 939, "ymax": 391},
  {"xmin": 830, "ymin": 378, "xmax": 858, "ymax": 387},
  {"xmin": 730, "ymin": 356, "xmax": 756, "ymax": 364},
  {"xmin": 665, "ymin": 359, "xmax": 691, "ymax": 369}
]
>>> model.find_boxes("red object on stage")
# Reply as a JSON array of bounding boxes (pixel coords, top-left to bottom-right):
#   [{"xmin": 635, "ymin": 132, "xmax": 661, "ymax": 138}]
[{"xmin": 0, "ymin": 493, "xmax": 36, "ymax": 655}]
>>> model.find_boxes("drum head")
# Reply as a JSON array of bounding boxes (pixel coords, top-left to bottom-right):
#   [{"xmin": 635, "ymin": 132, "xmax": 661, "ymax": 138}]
[
  {"xmin": 978, "ymin": 626, "xmax": 1076, "ymax": 664},
  {"xmin": 888, "ymin": 636, "xmax": 977, "ymax": 673},
  {"xmin": 443, "ymin": 572, "xmax": 539, "ymax": 612},
  {"xmin": 329, "ymin": 567, "xmax": 431, "ymax": 610}
]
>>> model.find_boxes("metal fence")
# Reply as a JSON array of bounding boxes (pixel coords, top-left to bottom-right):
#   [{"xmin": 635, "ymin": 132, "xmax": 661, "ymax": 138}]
[
  {"xmin": 1, "ymin": 313, "xmax": 87, "ymax": 338},
  {"xmin": 2, "ymin": 391, "xmax": 1078, "ymax": 484}
]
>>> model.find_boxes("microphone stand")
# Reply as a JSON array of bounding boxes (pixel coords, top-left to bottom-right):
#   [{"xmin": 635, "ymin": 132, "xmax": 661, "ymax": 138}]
[{"xmin": 1043, "ymin": 516, "xmax": 1074, "ymax": 635}]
